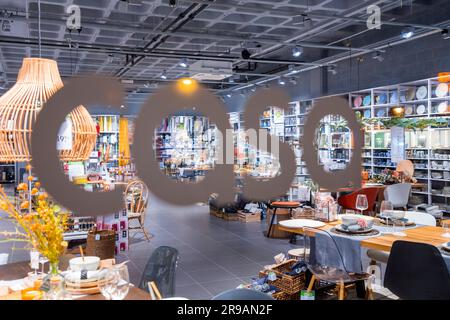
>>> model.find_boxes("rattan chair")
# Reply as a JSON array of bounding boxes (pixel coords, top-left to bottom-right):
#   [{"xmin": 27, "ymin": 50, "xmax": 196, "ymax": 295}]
[
  {"xmin": 125, "ymin": 180, "xmax": 151, "ymax": 242},
  {"xmin": 304, "ymin": 227, "xmax": 374, "ymax": 300}
]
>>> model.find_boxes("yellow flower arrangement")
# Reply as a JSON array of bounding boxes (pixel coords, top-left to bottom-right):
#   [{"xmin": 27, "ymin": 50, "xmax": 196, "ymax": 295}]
[{"xmin": 0, "ymin": 184, "xmax": 68, "ymax": 266}]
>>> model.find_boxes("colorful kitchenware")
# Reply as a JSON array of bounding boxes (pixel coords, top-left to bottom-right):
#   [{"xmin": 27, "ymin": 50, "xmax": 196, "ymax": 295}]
[
  {"xmin": 376, "ymin": 109, "xmax": 386, "ymax": 117},
  {"xmin": 377, "ymin": 93, "xmax": 387, "ymax": 104},
  {"xmin": 363, "ymin": 95, "xmax": 371, "ymax": 106},
  {"xmin": 390, "ymin": 92, "xmax": 398, "ymax": 103},
  {"xmin": 363, "ymin": 109, "xmax": 371, "ymax": 118},
  {"xmin": 353, "ymin": 96, "xmax": 363, "ymax": 108},
  {"xmin": 435, "ymin": 83, "xmax": 449, "ymax": 98},
  {"xmin": 406, "ymin": 88, "xmax": 416, "ymax": 101},
  {"xmin": 437, "ymin": 102, "xmax": 448, "ymax": 113},
  {"xmin": 405, "ymin": 105, "xmax": 414, "ymax": 115}
]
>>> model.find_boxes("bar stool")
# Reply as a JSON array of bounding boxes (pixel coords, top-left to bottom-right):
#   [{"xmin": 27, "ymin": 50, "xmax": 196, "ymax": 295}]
[{"xmin": 266, "ymin": 201, "xmax": 300, "ymax": 238}]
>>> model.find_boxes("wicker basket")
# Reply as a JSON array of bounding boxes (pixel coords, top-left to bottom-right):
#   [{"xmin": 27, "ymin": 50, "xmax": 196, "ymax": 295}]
[
  {"xmin": 260, "ymin": 259, "xmax": 306, "ymax": 295},
  {"xmin": 272, "ymin": 291, "xmax": 299, "ymax": 300},
  {"xmin": 86, "ymin": 229, "xmax": 116, "ymax": 260}
]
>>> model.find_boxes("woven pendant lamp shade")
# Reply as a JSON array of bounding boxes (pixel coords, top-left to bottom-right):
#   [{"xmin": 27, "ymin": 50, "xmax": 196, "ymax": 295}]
[{"xmin": 0, "ymin": 58, "xmax": 97, "ymax": 162}]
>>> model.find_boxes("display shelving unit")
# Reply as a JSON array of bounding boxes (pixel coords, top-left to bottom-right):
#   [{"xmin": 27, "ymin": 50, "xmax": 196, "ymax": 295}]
[
  {"xmin": 92, "ymin": 115, "xmax": 120, "ymax": 168},
  {"xmin": 349, "ymin": 76, "xmax": 450, "ymax": 213}
]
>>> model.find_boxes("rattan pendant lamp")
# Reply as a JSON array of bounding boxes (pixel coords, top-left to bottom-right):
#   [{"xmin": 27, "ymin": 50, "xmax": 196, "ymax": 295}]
[
  {"xmin": 0, "ymin": 58, "xmax": 97, "ymax": 162},
  {"xmin": 0, "ymin": 2, "xmax": 96, "ymax": 162}
]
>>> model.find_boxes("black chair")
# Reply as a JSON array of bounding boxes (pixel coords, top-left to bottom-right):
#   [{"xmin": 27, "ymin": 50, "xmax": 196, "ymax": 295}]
[
  {"xmin": 211, "ymin": 289, "xmax": 275, "ymax": 300},
  {"xmin": 139, "ymin": 246, "xmax": 178, "ymax": 298},
  {"xmin": 384, "ymin": 240, "xmax": 450, "ymax": 300}
]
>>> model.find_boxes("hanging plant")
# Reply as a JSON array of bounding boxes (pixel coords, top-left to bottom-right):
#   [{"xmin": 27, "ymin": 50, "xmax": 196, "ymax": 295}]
[{"xmin": 360, "ymin": 116, "xmax": 449, "ymax": 131}]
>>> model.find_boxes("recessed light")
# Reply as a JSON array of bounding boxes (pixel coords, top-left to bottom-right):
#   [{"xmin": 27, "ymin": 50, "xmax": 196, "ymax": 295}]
[
  {"xmin": 278, "ymin": 78, "xmax": 286, "ymax": 86},
  {"xmin": 179, "ymin": 58, "xmax": 188, "ymax": 68},
  {"xmin": 401, "ymin": 26, "xmax": 415, "ymax": 39},
  {"xmin": 292, "ymin": 46, "xmax": 303, "ymax": 58}
]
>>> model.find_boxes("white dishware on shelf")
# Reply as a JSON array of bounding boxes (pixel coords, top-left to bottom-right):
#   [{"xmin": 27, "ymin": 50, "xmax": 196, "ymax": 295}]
[
  {"xmin": 404, "ymin": 105, "xmax": 414, "ymax": 115},
  {"xmin": 416, "ymin": 86, "xmax": 428, "ymax": 100},
  {"xmin": 435, "ymin": 83, "xmax": 449, "ymax": 98},
  {"xmin": 416, "ymin": 104, "xmax": 426, "ymax": 115},
  {"xmin": 278, "ymin": 219, "xmax": 326, "ymax": 229},
  {"xmin": 437, "ymin": 102, "xmax": 448, "ymax": 114}
]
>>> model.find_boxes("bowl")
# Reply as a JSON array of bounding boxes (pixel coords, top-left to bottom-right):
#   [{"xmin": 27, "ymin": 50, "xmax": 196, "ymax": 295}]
[
  {"xmin": 384, "ymin": 210, "xmax": 405, "ymax": 220},
  {"xmin": 341, "ymin": 215, "xmax": 359, "ymax": 226},
  {"xmin": 69, "ymin": 256, "xmax": 100, "ymax": 272}
]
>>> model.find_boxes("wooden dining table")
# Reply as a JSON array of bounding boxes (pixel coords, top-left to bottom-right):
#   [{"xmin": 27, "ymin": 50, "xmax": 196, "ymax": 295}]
[
  {"xmin": 0, "ymin": 261, "xmax": 151, "ymax": 300},
  {"xmin": 278, "ymin": 220, "xmax": 448, "ymax": 253}
]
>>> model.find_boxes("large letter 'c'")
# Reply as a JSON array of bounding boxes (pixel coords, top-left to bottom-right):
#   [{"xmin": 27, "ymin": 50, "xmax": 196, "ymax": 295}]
[{"xmin": 31, "ymin": 77, "xmax": 125, "ymax": 216}]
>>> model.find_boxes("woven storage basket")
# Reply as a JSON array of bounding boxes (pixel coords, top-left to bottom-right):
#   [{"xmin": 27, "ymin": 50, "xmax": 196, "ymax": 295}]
[
  {"xmin": 260, "ymin": 259, "xmax": 306, "ymax": 295},
  {"xmin": 272, "ymin": 291, "xmax": 299, "ymax": 300},
  {"xmin": 86, "ymin": 229, "xmax": 116, "ymax": 260}
]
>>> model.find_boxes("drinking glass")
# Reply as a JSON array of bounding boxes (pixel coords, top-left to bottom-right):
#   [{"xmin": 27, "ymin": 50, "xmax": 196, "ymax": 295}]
[
  {"xmin": 355, "ymin": 194, "xmax": 368, "ymax": 215},
  {"xmin": 109, "ymin": 265, "xmax": 130, "ymax": 300},
  {"xmin": 98, "ymin": 268, "xmax": 117, "ymax": 300},
  {"xmin": 380, "ymin": 200, "xmax": 393, "ymax": 233},
  {"xmin": 442, "ymin": 220, "xmax": 450, "ymax": 238}
]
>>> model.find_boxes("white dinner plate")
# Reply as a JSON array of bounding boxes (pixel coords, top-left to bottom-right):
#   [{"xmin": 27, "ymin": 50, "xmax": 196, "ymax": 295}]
[
  {"xmin": 416, "ymin": 104, "xmax": 426, "ymax": 115},
  {"xmin": 416, "ymin": 86, "xmax": 428, "ymax": 100},
  {"xmin": 334, "ymin": 224, "xmax": 374, "ymax": 234},
  {"xmin": 435, "ymin": 83, "xmax": 449, "ymax": 98},
  {"xmin": 437, "ymin": 102, "xmax": 448, "ymax": 113},
  {"xmin": 279, "ymin": 219, "xmax": 326, "ymax": 229},
  {"xmin": 364, "ymin": 183, "xmax": 383, "ymax": 186}
]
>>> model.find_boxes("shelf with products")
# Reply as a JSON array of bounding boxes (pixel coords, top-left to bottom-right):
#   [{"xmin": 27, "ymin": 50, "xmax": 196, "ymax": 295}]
[
  {"xmin": 155, "ymin": 115, "xmax": 217, "ymax": 181},
  {"xmin": 92, "ymin": 115, "xmax": 120, "ymax": 171},
  {"xmin": 350, "ymin": 76, "xmax": 450, "ymax": 211}
]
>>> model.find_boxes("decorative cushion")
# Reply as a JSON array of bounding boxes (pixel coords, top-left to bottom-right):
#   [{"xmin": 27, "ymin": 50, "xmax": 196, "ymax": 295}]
[{"xmin": 271, "ymin": 201, "xmax": 300, "ymax": 208}]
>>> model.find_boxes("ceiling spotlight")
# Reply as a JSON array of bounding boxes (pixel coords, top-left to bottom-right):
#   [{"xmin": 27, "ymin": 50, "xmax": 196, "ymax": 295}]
[
  {"xmin": 401, "ymin": 26, "xmax": 415, "ymax": 39},
  {"xmin": 290, "ymin": 77, "xmax": 297, "ymax": 85},
  {"xmin": 372, "ymin": 51, "xmax": 384, "ymax": 62},
  {"xmin": 328, "ymin": 65, "xmax": 337, "ymax": 75},
  {"xmin": 226, "ymin": 94, "xmax": 232, "ymax": 98},
  {"xmin": 292, "ymin": 46, "xmax": 303, "ymax": 58},
  {"xmin": 169, "ymin": 0, "xmax": 177, "ymax": 7},
  {"xmin": 160, "ymin": 71, "xmax": 167, "ymax": 80},
  {"xmin": 278, "ymin": 78, "xmax": 286, "ymax": 86},
  {"xmin": 442, "ymin": 29, "xmax": 450, "ymax": 39},
  {"xmin": 120, "ymin": 105, "xmax": 125, "ymax": 109},
  {"xmin": 179, "ymin": 58, "xmax": 188, "ymax": 68},
  {"xmin": 241, "ymin": 49, "xmax": 251, "ymax": 60},
  {"xmin": 144, "ymin": 82, "xmax": 150, "ymax": 88}
]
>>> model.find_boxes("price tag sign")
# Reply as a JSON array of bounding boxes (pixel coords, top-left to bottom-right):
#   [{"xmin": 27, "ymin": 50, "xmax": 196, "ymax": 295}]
[{"xmin": 56, "ymin": 118, "xmax": 73, "ymax": 150}]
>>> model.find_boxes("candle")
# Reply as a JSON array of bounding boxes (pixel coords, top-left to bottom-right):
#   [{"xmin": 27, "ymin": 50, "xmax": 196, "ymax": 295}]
[{"xmin": 21, "ymin": 288, "xmax": 43, "ymax": 300}]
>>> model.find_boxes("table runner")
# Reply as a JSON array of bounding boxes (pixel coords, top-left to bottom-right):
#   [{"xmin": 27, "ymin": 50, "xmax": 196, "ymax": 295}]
[{"xmin": 312, "ymin": 224, "xmax": 450, "ymax": 273}]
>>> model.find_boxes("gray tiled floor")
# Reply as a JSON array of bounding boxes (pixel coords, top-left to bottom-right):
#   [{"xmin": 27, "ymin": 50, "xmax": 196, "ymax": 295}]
[
  {"xmin": 119, "ymin": 195, "xmax": 301, "ymax": 299},
  {"xmin": 0, "ymin": 194, "xmax": 394, "ymax": 300}
]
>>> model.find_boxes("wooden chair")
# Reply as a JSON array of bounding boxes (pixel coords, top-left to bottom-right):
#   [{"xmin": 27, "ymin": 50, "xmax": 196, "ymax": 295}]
[{"xmin": 125, "ymin": 180, "xmax": 151, "ymax": 242}]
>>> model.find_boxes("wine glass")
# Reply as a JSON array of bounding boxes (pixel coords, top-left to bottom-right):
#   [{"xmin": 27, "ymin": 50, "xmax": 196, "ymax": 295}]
[
  {"xmin": 109, "ymin": 265, "xmax": 130, "ymax": 300},
  {"xmin": 98, "ymin": 268, "xmax": 117, "ymax": 300},
  {"xmin": 380, "ymin": 201, "xmax": 393, "ymax": 233},
  {"xmin": 442, "ymin": 220, "xmax": 450, "ymax": 238},
  {"xmin": 355, "ymin": 194, "xmax": 368, "ymax": 215}
]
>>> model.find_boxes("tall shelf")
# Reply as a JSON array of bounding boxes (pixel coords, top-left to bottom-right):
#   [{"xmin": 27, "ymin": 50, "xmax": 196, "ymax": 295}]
[
  {"xmin": 349, "ymin": 76, "xmax": 450, "ymax": 213},
  {"xmin": 92, "ymin": 115, "xmax": 120, "ymax": 168}
]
